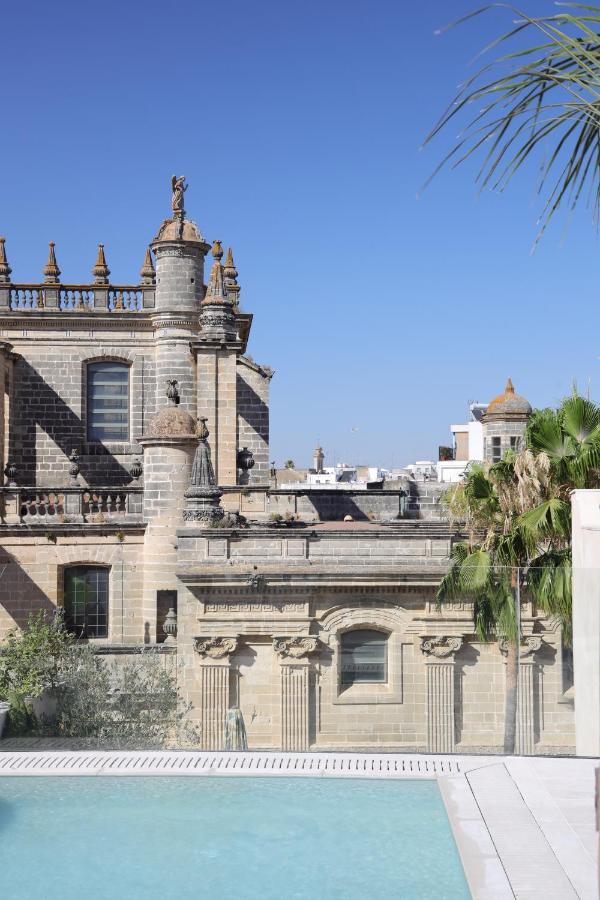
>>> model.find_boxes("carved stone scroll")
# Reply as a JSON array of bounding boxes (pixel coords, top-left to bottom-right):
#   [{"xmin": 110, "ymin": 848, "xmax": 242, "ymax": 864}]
[
  {"xmin": 194, "ymin": 636, "xmax": 238, "ymax": 659},
  {"xmin": 273, "ymin": 636, "xmax": 319, "ymax": 660}
]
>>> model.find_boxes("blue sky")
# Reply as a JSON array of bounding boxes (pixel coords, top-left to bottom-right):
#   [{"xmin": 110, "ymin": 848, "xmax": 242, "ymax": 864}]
[{"xmin": 1, "ymin": 0, "xmax": 597, "ymax": 468}]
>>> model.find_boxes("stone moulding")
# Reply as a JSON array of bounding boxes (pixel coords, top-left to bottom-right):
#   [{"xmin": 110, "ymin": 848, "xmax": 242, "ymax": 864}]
[
  {"xmin": 420, "ymin": 636, "xmax": 463, "ymax": 658},
  {"xmin": 193, "ymin": 636, "xmax": 238, "ymax": 659},
  {"xmin": 273, "ymin": 636, "xmax": 320, "ymax": 660}
]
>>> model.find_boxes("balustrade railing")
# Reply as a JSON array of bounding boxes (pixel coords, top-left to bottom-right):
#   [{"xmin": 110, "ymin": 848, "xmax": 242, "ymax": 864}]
[
  {"xmin": 0, "ymin": 486, "xmax": 144, "ymax": 524},
  {"xmin": 1, "ymin": 284, "xmax": 154, "ymax": 313}
]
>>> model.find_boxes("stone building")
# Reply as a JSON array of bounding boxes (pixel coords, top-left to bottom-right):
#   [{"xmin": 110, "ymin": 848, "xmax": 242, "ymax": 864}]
[{"xmin": 0, "ymin": 181, "xmax": 573, "ymax": 754}]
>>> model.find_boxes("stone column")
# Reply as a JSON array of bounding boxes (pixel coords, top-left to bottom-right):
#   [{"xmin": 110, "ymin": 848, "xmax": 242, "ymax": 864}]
[
  {"xmin": 516, "ymin": 636, "xmax": 542, "ymax": 755},
  {"xmin": 274, "ymin": 636, "xmax": 319, "ymax": 751},
  {"xmin": 194, "ymin": 637, "xmax": 238, "ymax": 750},
  {"xmin": 420, "ymin": 636, "xmax": 462, "ymax": 753}
]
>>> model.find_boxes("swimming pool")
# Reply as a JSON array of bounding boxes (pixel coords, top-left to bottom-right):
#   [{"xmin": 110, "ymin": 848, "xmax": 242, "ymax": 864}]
[{"xmin": 0, "ymin": 776, "xmax": 470, "ymax": 899}]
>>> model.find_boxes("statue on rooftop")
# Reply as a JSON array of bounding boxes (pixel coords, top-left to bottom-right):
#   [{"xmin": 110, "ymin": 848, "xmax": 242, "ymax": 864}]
[{"xmin": 171, "ymin": 175, "xmax": 187, "ymax": 217}]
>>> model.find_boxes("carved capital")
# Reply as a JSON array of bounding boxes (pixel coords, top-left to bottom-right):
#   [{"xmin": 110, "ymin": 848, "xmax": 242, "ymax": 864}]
[
  {"xmin": 498, "ymin": 635, "xmax": 543, "ymax": 658},
  {"xmin": 194, "ymin": 636, "xmax": 238, "ymax": 659},
  {"xmin": 420, "ymin": 635, "xmax": 462, "ymax": 659},
  {"xmin": 273, "ymin": 636, "xmax": 320, "ymax": 660}
]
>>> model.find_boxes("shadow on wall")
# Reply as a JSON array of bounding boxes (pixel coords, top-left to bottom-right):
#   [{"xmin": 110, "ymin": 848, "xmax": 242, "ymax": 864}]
[
  {"xmin": 0, "ymin": 547, "xmax": 56, "ymax": 630},
  {"xmin": 454, "ymin": 642, "xmax": 479, "ymax": 746},
  {"xmin": 10, "ymin": 359, "xmax": 132, "ymax": 484},
  {"xmin": 236, "ymin": 375, "xmax": 269, "ymax": 485}
]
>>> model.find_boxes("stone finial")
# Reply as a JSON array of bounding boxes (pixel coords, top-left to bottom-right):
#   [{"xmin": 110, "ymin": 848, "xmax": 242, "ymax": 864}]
[
  {"xmin": 43, "ymin": 242, "xmax": 61, "ymax": 283},
  {"xmin": 197, "ymin": 416, "xmax": 209, "ymax": 441},
  {"xmin": 183, "ymin": 416, "xmax": 226, "ymax": 524},
  {"xmin": 0, "ymin": 237, "xmax": 12, "ymax": 283},
  {"xmin": 505, "ymin": 377, "xmax": 515, "ymax": 394},
  {"xmin": 211, "ymin": 239, "xmax": 223, "ymax": 261},
  {"xmin": 92, "ymin": 243, "xmax": 110, "ymax": 284},
  {"xmin": 203, "ymin": 258, "xmax": 227, "ymax": 305},
  {"xmin": 224, "ymin": 246, "xmax": 240, "ymax": 307},
  {"xmin": 140, "ymin": 246, "xmax": 155, "ymax": 283}
]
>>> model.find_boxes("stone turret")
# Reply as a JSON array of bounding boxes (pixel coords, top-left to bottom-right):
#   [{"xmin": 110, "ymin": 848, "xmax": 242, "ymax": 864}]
[
  {"xmin": 151, "ymin": 175, "xmax": 210, "ymax": 316},
  {"xmin": 138, "ymin": 380, "xmax": 198, "ymax": 641},
  {"xmin": 150, "ymin": 177, "xmax": 210, "ymax": 417},
  {"xmin": 483, "ymin": 378, "xmax": 532, "ymax": 461}
]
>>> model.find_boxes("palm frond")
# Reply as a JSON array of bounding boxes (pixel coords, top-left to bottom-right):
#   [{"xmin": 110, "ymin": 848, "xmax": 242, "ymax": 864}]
[{"xmin": 424, "ymin": 4, "xmax": 600, "ymax": 237}]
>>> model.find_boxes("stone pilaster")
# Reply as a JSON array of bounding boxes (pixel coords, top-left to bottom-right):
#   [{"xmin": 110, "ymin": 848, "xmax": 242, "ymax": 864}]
[
  {"xmin": 194, "ymin": 637, "xmax": 238, "ymax": 750},
  {"xmin": 420, "ymin": 636, "xmax": 462, "ymax": 753},
  {"xmin": 516, "ymin": 636, "xmax": 542, "ymax": 755},
  {"xmin": 274, "ymin": 636, "xmax": 319, "ymax": 751}
]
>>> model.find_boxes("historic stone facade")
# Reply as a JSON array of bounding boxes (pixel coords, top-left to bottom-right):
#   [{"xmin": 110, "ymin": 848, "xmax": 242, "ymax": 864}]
[{"xmin": 0, "ymin": 181, "xmax": 574, "ymax": 753}]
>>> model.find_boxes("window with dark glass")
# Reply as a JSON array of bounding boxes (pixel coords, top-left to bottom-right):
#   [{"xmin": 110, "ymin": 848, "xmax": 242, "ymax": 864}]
[
  {"xmin": 341, "ymin": 629, "xmax": 387, "ymax": 685},
  {"xmin": 491, "ymin": 436, "xmax": 502, "ymax": 462},
  {"xmin": 87, "ymin": 362, "xmax": 129, "ymax": 442},
  {"xmin": 64, "ymin": 566, "xmax": 109, "ymax": 638},
  {"xmin": 510, "ymin": 435, "xmax": 520, "ymax": 451}
]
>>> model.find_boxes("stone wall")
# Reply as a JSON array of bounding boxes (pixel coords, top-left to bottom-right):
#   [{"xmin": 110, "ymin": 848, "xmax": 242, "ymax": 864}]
[
  {"xmin": 0, "ymin": 530, "xmax": 145, "ymax": 641},
  {"xmin": 174, "ymin": 576, "xmax": 573, "ymax": 754},
  {"xmin": 5, "ymin": 330, "xmax": 154, "ymax": 485},
  {"xmin": 236, "ymin": 357, "xmax": 271, "ymax": 485},
  {"xmin": 266, "ymin": 482, "xmax": 449, "ymax": 523}
]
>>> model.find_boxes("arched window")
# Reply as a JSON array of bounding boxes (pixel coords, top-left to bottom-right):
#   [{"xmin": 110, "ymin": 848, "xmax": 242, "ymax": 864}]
[
  {"xmin": 341, "ymin": 629, "xmax": 388, "ymax": 685},
  {"xmin": 87, "ymin": 361, "xmax": 129, "ymax": 442},
  {"xmin": 64, "ymin": 566, "xmax": 109, "ymax": 638}
]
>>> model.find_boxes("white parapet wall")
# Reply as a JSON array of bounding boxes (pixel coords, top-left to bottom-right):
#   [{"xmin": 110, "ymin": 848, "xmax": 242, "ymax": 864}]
[{"xmin": 571, "ymin": 489, "xmax": 600, "ymax": 757}]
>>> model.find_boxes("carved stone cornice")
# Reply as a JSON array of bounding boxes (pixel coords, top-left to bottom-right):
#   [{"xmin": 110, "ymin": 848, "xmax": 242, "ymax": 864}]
[
  {"xmin": 193, "ymin": 636, "xmax": 238, "ymax": 659},
  {"xmin": 420, "ymin": 635, "xmax": 463, "ymax": 659},
  {"xmin": 273, "ymin": 636, "xmax": 320, "ymax": 660}
]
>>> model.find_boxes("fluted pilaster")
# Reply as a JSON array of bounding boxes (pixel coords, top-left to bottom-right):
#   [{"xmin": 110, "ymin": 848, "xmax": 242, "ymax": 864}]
[{"xmin": 420, "ymin": 636, "xmax": 462, "ymax": 753}]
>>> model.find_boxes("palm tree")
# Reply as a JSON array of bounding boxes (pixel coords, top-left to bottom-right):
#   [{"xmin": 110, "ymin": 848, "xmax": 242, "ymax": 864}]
[
  {"xmin": 424, "ymin": 4, "xmax": 600, "ymax": 243},
  {"xmin": 439, "ymin": 419, "xmax": 582, "ymax": 751}
]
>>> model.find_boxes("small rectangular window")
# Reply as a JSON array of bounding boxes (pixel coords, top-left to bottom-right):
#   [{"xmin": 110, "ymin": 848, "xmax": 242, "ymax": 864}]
[
  {"xmin": 491, "ymin": 436, "xmax": 502, "ymax": 462},
  {"xmin": 87, "ymin": 362, "xmax": 129, "ymax": 442},
  {"xmin": 510, "ymin": 436, "xmax": 520, "ymax": 451},
  {"xmin": 64, "ymin": 566, "xmax": 109, "ymax": 638}
]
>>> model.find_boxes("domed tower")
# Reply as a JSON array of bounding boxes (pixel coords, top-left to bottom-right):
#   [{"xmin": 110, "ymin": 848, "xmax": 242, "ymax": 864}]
[
  {"xmin": 483, "ymin": 378, "xmax": 532, "ymax": 462},
  {"xmin": 150, "ymin": 177, "xmax": 211, "ymax": 418}
]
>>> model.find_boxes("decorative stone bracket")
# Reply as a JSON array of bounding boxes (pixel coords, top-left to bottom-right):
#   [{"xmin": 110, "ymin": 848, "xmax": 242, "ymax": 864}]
[
  {"xmin": 273, "ymin": 636, "xmax": 320, "ymax": 660},
  {"xmin": 420, "ymin": 635, "xmax": 463, "ymax": 659},
  {"xmin": 193, "ymin": 636, "xmax": 238, "ymax": 659}
]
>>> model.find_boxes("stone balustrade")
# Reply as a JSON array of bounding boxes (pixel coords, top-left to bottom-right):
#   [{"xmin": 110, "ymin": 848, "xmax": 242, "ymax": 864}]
[
  {"xmin": 1, "ymin": 284, "xmax": 155, "ymax": 312},
  {"xmin": 0, "ymin": 486, "xmax": 144, "ymax": 524}
]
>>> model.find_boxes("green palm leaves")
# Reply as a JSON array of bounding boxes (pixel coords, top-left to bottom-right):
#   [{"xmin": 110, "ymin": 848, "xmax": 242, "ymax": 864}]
[
  {"xmin": 437, "ymin": 394, "xmax": 595, "ymax": 643},
  {"xmin": 424, "ymin": 4, "xmax": 600, "ymax": 241},
  {"xmin": 527, "ymin": 394, "xmax": 600, "ymax": 486}
]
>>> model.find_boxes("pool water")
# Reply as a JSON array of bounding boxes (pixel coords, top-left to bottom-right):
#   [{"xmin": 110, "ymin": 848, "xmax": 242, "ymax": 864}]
[{"xmin": 0, "ymin": 776, "xmax": 470, "ymax": 899}]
